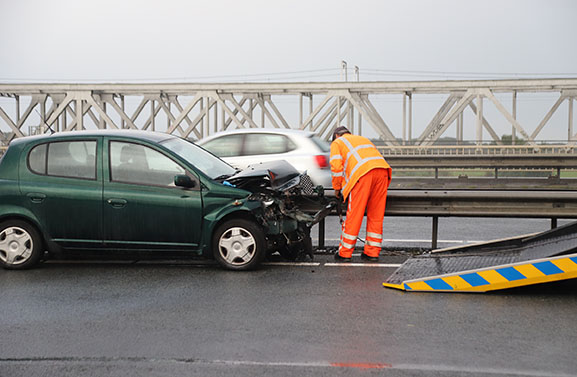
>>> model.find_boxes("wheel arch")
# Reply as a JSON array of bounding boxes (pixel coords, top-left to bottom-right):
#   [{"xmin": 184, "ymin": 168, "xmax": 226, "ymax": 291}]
[
  {"xmin": 203, "ymin": 209, "xmax": 262, "ymax": 258},
  {"xmin": 0, "ymin": 216, "xmax": 47, "ymax": 269},
  {"xmin": 0, "ymin": 214, "xmax": 58, "ymax": 254}
]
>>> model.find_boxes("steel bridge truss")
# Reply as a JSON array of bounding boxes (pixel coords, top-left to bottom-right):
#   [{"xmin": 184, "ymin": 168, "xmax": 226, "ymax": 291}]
[{"xmin": 0, "ymin": 79, "xmax": 576, "ymax": 148}]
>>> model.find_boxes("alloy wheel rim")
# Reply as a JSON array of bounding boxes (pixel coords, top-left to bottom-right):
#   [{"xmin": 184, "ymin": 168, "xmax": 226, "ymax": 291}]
[
  {"xmin": 0, "ymin": 226, "xmax": 33, "ymax": 265},
  {"xmin": 218, "ymin": 227, "xmax": 256, "ymax": 266}
]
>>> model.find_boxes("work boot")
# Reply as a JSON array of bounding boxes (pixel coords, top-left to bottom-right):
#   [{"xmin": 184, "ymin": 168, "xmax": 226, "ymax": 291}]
[
  {"xmin": 361, "ymin": 253, "xmax": 379, "ymax": 262},
  {"xmin": 334, "ymin": 253, "xmax": 352, "ymax": 262}
]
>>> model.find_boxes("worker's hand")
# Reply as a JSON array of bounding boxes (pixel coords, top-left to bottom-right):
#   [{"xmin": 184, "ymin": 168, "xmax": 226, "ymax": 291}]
[{"xmin": 335, "ymin": 189, "xmax": 342, "ymax": 200}]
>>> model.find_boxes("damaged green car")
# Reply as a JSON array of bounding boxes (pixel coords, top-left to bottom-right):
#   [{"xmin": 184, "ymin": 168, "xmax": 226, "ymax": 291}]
[{"xmin": 0, "ymin": 130, "xmax": 333, "ymax": 271}]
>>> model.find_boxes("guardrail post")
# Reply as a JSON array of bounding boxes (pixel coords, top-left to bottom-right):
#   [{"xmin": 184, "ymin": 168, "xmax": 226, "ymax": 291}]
[
  {"xmin": 318, "ymin": 218, "xmax": 326, "ymax": 250},
  {"xmin": 432, "ymin": 216, "xmax": 439, "ymax": 250},
  {"xmin": 551, "ymin": 218, "xmax": 558, "ymax": 229}
]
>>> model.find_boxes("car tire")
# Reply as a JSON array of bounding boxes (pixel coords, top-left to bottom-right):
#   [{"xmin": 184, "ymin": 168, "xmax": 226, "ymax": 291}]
[
  {"xmin": 213, "ymin": 218, "xmax": 265, "ymax": 271},
  {"xmin": 0, "ymin": 220, "xmax": 44, "ymax": 270}
]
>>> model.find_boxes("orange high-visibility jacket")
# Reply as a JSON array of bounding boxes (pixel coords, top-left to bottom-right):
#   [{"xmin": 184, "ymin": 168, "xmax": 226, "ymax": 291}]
[{"xmin": 330, "ymin": 134, "xmax": 391, "ymax": 198}]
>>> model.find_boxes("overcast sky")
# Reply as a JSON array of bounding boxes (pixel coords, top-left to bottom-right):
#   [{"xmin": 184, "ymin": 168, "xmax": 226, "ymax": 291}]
[
  {"xmin": 2, "ymin": 0, "xmax": 576, "ymax": 82},
  {"xmin": 1, "ymin": 0, "xmax": 576, "ymax": 141}
]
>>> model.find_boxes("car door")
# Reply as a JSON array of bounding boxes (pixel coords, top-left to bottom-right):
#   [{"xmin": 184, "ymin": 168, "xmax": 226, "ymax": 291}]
[
  {"xmin": 102, "ymin": 140, "xmax": 202, "ymax": 249},
  {"xmin": 19, "ymin": 138, "xmax": 103, "ymax": 248}
]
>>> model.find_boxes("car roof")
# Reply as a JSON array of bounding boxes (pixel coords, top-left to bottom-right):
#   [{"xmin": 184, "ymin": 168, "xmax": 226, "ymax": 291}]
[
  {"xmin": 198, "ymin": 128, "xmax": 321, "ymax": 143},
  {"xmin": 9, "ymin": 130, "xmax": 176, "ymax": 146}
]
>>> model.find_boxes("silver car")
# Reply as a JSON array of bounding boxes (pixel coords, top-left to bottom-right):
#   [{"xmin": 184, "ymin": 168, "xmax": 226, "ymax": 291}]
[{"xmin": 198, "ymin": 129, "xmax": 332, "ymax": 189}]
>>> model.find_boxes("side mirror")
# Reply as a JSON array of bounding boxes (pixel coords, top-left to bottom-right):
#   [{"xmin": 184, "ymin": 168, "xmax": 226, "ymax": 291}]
[{"xmin": 174, "ymin": 174, "xmax": 196, "ymax": 189}]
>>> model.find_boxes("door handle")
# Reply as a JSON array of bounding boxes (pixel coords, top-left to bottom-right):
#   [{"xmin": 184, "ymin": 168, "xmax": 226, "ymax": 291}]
[
  {"xmin": 106, "ymin": 198, "xmax": 128, "ymax": 208},
  {"xmin": 27, "ymin": 193, "xmax": 46, "ymax": 203}
]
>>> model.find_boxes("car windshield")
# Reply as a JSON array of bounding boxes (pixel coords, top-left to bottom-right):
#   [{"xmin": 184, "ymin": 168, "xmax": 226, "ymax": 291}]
[
  {"xmin": 160, "ymin": 137, "xmax": 237, "ymax": 180},
  {"xmin": 309, "ymin": 135, "xmax": 330, "ymax": 152}
]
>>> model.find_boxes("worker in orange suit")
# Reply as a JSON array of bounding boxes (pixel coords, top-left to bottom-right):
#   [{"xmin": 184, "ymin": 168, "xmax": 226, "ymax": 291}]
[{"xmin": 330, "ymin": 126, "xmax": 392, "ymax": 262}]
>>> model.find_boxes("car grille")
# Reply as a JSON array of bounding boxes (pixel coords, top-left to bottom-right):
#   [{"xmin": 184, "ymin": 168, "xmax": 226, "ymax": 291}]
[{"xmin": 299, "ymin": 174, "xmax": 315, "ymax": 195}]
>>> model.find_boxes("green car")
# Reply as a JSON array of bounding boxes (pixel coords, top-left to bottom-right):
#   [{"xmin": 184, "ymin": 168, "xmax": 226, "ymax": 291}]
[{"xmin": 0, "ymin": 130, "xmax": 332, "ymax": 271}]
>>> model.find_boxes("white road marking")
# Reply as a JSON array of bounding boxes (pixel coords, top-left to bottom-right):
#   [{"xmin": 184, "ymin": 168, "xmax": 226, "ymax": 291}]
[
  {"xmin": 48, "ymin": 260, "xmax": 401, "ymax": 268},
  {"xmin": 324, "ymin": 263, "xmax": 402, "ymax": 268},
  {"xmin": 262, "ymin": 262, "xmax": 321, "ymax": 266}
]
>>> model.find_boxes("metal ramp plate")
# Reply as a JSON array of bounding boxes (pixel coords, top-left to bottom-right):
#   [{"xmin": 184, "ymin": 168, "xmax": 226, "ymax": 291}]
[{"xmin": 383, "ymin": 221, "xmax": 577, "ymax": 292}]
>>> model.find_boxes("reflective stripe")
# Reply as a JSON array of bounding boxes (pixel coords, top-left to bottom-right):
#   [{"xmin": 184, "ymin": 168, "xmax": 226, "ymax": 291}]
[
  {"xmin": 367, "ymin": 232, "xmax": 382, "ymax": 239},
  {"xmin": 341, "ymin": 138, "xmax": 365, "ymax": 164},
  {"xmin": 331, "ymin": 171, "xmax": 343, "ymax": 177},
  {"xmin": 340, "ymin": 138, "xmax": 362, "ymax": 180},
  {"xmin": 341, "ymin": 138, "xmax": 375, "ymax": 178},
  {"xmin": 340, "ymin": 239, "xmax": 356, "ymax": 249},
  {"xmin": 330, "ymin": 154, "xmax": 342, "ymax": 161},
  {"xmin": 341, "ymin": 232, "xmax": 357, "ymax": 241},
  {"xmin": 342, "ymin": 157, "xmax": 380, "ymax": 195},
  {"xmin": 340, "ymin": 137, "xmax": 385, "ymax": 189},
  {"xmin": 352, "ymin": 144, "xmax": 376, "ymax": 154},
  {"xmin": 348, "ymin": 156, "xmax": 385, "ymax": 181},
  {"xmin": 366, "ymin": 240, "xmax": 382, "ymax": 247}
]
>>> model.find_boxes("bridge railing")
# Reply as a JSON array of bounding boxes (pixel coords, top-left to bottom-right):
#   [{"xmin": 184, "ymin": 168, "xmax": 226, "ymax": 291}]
[{"xmin": 378, "ymin": 144, "xmax": 577, "ymax": 156}]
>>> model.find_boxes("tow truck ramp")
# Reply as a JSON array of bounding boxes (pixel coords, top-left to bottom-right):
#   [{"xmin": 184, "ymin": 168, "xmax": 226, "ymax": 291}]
[{"xmin": 383, "ymin": 221, "xmax": 577, "ymax": 293}]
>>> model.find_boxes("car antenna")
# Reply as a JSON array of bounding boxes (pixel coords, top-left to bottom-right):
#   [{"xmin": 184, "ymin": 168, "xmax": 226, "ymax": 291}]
[{"xmin": 34, "ymin": 109, "xmax": 56, "ymax": 134}]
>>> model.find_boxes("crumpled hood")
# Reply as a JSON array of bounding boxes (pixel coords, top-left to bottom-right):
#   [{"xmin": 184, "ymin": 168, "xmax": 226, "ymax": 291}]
[{"xmin": 226, "ymin": 160, "xmax": 301, "ymax": 190}]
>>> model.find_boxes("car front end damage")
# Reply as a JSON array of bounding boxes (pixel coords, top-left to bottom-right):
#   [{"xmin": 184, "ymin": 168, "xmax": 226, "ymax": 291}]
[{"xmin": 224, "ymin": 160, "xmax": 335, "ymax": 261}]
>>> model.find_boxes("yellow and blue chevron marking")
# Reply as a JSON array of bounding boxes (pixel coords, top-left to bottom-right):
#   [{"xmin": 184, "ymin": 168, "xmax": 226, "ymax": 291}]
[{"xmin": 383, "ymin": 253, "xmax": 577, "ymax": 292}]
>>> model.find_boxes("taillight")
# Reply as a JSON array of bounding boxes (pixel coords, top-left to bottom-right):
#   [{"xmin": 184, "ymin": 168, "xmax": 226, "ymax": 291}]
[{"xmin": 314, "ymin": 155, "xmax": 329, "ymax": 168}]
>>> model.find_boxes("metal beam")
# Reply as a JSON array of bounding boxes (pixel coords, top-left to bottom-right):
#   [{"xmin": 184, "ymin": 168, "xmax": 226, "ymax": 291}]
[
  {"xmin": 468, "ymin": 101, "xmax": 502, "ymax": 144},
  {"xmin": 2, "ymin": 79, "xmax": 577, "ymax": 149},
  {"xmin": 530, "ymin": 95, "xmax": 566, "ymax": 140},
  {"xmin": 423, "ymin": 90, "xmax": 475, "ymax": 146},
  {"xmin": 345, "ymin": 91, "xmax": 399, "ymax": 145},
  {"xmin": 480, "ymin": 88, "xmax": 534, "ymax": 145},
  {"xmin": 416, "ymin": 94, "xmax": 461, "ymax": 144}
]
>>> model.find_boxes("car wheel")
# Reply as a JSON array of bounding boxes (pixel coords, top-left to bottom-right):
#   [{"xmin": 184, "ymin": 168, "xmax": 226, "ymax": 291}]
[
  {"xmin": 0, "ymin": 220, "xmax": 44, "ymax": 270},
  {"xmin": 213, "ymin": 219, "xmax": 265, "ymax": 271}
]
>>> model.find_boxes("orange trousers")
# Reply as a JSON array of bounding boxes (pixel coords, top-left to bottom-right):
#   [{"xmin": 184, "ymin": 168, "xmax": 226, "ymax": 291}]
[{"xmin": 338, "ymin": 168, "xmax": 390, "ymax": 258}]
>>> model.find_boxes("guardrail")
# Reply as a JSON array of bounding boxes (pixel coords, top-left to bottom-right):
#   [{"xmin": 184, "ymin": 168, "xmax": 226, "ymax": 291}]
[
  {"xmin": 384, "ymin": 150, "xmax": 577, "ymax": 189},
  {"xmin": 314, "ymin": 188, "xmax": 577, "ymax": 251},
  {"xmin": 386, "ymin": 190, "xmax": 577, "ymax": 218}
]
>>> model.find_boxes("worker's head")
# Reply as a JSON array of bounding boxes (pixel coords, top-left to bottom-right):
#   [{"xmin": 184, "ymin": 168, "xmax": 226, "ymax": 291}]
[{"xmin": 332, "ymin": 126, "xmax": 351, "ymax": 141}]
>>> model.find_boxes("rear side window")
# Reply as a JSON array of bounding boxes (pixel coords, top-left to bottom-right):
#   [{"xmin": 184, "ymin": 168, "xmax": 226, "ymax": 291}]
[
  {"xmin": 244, "ymin": 133, "xmax": 296, "ymax": 155},
  {"xmin": 310, "ymin": 136, "xmax": 330, "ymax": 153},
  {"xmin": 201, "ymin": 134, "xmax": 243, "ymax": 157},
  {"xmin": 28, "ymin": 141, "xmax": 97, "ymax": 180},
  {"xmin": 28, "ymin": 144, "xmax": 47, "ymax": 174}
]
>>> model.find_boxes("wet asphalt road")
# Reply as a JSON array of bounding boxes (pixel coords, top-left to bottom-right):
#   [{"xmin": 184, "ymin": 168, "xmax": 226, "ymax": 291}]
[{"xmin": 1, "ymin": 217, "xmax": 577, "ymax": 377}]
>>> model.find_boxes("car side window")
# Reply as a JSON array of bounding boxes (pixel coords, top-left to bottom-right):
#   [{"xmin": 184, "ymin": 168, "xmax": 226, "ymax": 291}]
[
  {"xmin": 244, "ymin": 133, "xmax": 295, "ymax": 155},
  {"xmin": 28, "ymin": 143, "xmax": 47, "ymax": 174},
  {"xmin": 110, "ymin": 141, "xmax": 185, "ymax": 187},
  {"xmin": 201, "ymin": 134, "xmax": 243, "ymax": 157},
  {"xmin": 28, "ymin": 141, "xmax": 97, "ymax": 180}
]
